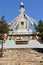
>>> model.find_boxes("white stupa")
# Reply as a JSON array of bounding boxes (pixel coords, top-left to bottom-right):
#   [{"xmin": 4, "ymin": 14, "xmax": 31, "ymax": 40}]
[
  {"xmin": 9, "ymin": 2, "xmax": 36, "ymax": 35},
  {"xmin": 3, "ymin": 2, "xmax": 42, "ymax": 48}
]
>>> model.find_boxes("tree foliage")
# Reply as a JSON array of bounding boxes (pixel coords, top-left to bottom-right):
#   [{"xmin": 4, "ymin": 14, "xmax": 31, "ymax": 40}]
[
  {"xmin": 0, "ymin": 16, "xmax": 9, "ymax": 34},
  {"xmin": 34, "ymin": 20, "xmax": 43, "ymax": 35}
]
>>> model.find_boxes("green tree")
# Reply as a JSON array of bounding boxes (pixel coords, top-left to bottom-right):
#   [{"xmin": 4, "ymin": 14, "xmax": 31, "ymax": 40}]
[
  {"xmin": 0, "ymin": 16, "xmax": 9, "ymax": 39},
  {"xmin": 34, "ymin": 20, "xmax": 43, "ymax": 35},
  {"xmin": 0, "ymin": 16, "xmax": 9, "ymax": 34}
]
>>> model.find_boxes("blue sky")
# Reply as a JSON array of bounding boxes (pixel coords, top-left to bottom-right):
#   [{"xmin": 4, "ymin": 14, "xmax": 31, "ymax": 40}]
[{"xmin": 0, "ymin": 0, "xmax": 43, "ymax": 23}]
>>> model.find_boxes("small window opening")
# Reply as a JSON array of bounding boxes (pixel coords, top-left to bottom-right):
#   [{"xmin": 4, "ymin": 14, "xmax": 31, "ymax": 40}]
[{"xmin": 21, "ymin": 22, "xmax": 24, "ymax": 25}]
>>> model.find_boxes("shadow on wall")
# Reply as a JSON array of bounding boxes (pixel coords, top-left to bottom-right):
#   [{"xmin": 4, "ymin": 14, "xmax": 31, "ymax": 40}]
[{"xmin": 33, "ymin": 48, "xmax": 43, "ymax": 53}]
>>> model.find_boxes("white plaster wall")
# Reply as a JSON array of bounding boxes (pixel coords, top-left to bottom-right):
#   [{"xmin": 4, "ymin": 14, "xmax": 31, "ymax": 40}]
[{"xmin": 18, "ymin": 19, "xmax": 27, "ymax": 29}]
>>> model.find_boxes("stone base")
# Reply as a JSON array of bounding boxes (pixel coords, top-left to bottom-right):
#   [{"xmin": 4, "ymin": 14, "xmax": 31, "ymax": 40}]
[{"xmin": 0, "ymin": 48, "xmax": 43, "ymax": 65}]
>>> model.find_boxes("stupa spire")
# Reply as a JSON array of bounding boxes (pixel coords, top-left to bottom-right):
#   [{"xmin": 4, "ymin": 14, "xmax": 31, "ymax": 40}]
[
  {"xmin": 20, "ymin": 2, "xmax": 24, "ymax": 8},
  {"xmin": 20, "ymin": 2, "xmax": 25, "ymax": 13}
]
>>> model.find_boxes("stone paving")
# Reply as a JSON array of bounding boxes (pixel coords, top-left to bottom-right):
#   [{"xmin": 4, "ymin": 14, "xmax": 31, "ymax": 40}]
[{"xmin": 0, "ymin": 49, "xmax": 43, "ymax": 65}]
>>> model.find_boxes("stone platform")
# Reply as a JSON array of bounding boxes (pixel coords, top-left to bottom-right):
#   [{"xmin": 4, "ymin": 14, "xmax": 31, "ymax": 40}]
[{"xmin": 0, "ymin": 49, "xmax": 43, "ymax": 65}]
